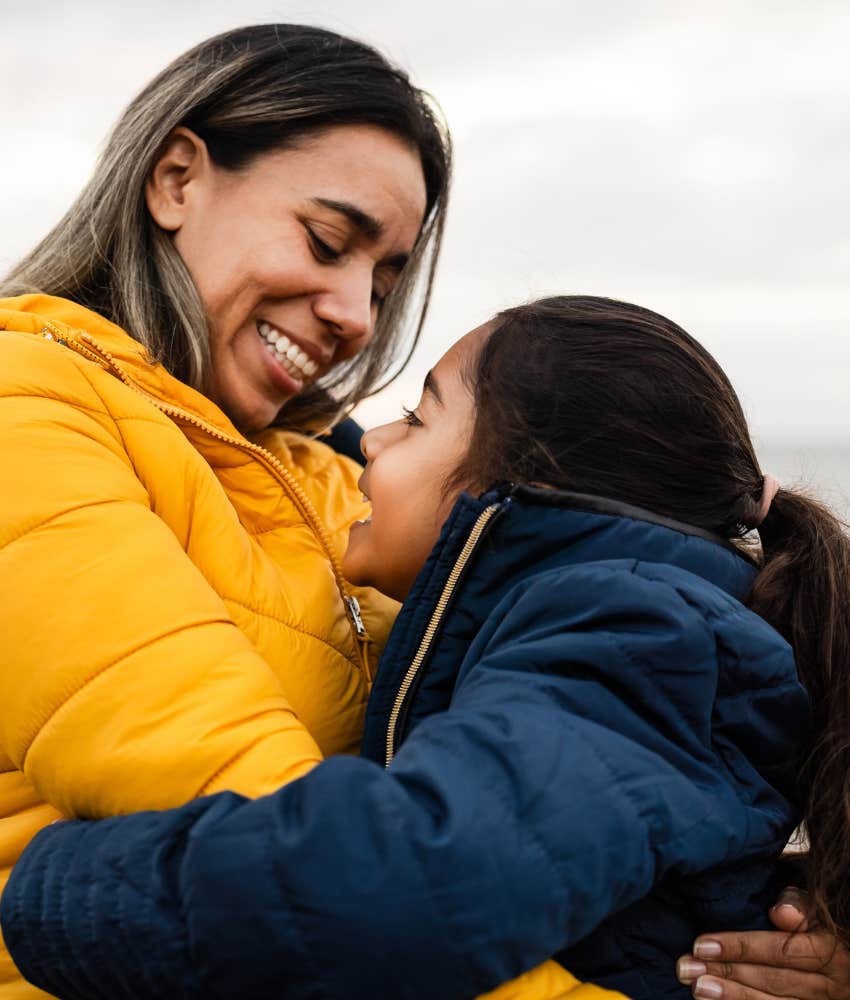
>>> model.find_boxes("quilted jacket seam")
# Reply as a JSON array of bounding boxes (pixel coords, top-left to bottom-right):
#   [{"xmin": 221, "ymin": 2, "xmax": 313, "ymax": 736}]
[
  {"xmin": 266, "ymin": 799, "xmax": 340, "ymax": 1000},
  {"xmin": 20, "ymin": 618, "xmax": 232, "ymax": 776},
  {"xmin": 0, "ymin": 498, "xmax": 133, "ymax": 556},
  {"xmin": 223, "ymin": 595, "xmax": 357, "ymax": 666},
  {"xmin": 196, "ymin": 727, "xmax": 316, "ymax": 798}
]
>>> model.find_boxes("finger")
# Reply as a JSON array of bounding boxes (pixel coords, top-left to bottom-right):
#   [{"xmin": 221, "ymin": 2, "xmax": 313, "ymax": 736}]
[
  {"xmin": 770, "ymin": 901, "xmax": 812, "ymax": 934},
  {"xmin": 677, "ymin": 955, "xmax": 829, "ymax": 995},
  {"xmin": 692, "ymin": 930, "xmax": 834, "ymax": 969},
  {"xmin": 771, "ymin": 886, "xmax": 813, "ymax": 932},
  {"xmin": 689, "ymin": 974, "xmax": 791, "ymax": 1000},
  {"xmin": 696, "ymin": 960, "xmax": 833, "ymax": 999}
]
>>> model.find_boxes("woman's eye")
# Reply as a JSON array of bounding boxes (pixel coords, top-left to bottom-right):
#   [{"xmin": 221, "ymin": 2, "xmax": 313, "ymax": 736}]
[
  {"xmin": 307, "ymin": 227, "xmax": 342, "ymax": 263},
  {"xmin": 401, "ymin": 406, "xmax": 423, "ymax": 427},
  {"xmin": 372, "ymin": 272, "xmax": 396, "ymax": 311}
]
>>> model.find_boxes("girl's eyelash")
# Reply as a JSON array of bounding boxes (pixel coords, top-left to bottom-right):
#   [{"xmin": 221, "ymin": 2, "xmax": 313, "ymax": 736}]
[
  {"xmin": 401, "ymin": 406, "xmax": 422, "ymax": 427},
  {"xmin": 306, "ymin": 227, "xmax": 341, "ymax": 262}
]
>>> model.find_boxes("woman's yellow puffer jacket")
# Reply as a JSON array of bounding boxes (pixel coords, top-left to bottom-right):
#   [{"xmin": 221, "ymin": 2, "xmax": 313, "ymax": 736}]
[{"xmin": 0, "ymin": 295, "xmax": 625, "ymax": 1000}]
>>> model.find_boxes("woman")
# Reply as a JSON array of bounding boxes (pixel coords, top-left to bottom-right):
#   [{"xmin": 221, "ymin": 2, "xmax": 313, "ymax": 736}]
[
  {"xmin": 0, "ymin": 21, "xmax": 452, "ymax": 998},
  {"xmin": 6, "ymin": 297, "xmax": 840, "ymax": 999},
  {"xmin": 0, "ymin": 23, "xmax": 598, "ymax": 1000}
]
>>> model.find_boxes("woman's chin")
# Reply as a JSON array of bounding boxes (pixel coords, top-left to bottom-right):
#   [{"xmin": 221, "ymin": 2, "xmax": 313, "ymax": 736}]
[{"xmin": 217, "ymin": 385, "xmax": 292, "ymax": 435}]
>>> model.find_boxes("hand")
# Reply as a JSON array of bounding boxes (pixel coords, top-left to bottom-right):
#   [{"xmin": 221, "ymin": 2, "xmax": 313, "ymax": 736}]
[{"xmin": 675, "ymin": 888, "xmax": 850, "ymax": 999}]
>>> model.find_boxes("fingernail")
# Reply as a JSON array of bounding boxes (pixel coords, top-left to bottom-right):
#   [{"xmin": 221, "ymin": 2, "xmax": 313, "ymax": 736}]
[
  {"xmin": 771, "ymin": 902, "xmax": 804, "ymax": 917},
  {"xmin": 676, "ymin": 958, "xmax": 707, "ymax": 983},
  {"xmin": 774, "ymin": 885, "xmax": 807, "ymax": 909},
  {"xmin": 693, "ymin": 939, "xmax": 722, "ymax": 959},
  {"xmin": 694, "ymin": 976, "xmax": 724, "ymax": 999}
]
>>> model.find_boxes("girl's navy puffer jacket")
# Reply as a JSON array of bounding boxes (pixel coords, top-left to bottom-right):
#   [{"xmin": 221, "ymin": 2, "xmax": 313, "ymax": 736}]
[{"xmin": 1, "ymin": 487, "xmax": 809, "ymax": 1000}]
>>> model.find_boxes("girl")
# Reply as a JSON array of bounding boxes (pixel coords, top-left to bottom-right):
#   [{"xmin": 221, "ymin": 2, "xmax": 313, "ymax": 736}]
[{"xmin": 6, "ymin": 296, "xmax": 841, "ymax": 1000}]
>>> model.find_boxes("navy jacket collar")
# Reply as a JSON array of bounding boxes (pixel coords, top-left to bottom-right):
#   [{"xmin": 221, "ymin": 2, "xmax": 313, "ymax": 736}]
[{"xmin": 484, "ymin": 484, "xmax": 758, "ymax": 600}]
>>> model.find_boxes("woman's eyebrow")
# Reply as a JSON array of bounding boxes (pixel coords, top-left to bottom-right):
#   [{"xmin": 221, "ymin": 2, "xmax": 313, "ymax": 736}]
[
  {"xmin": 310, "ymin": 197, "xmax": 411, "ymax": 271},
  {"xmin": 423, "ymin": 370, "xmax": 443, "ymax": 405},
  {"xmin": 311, "ymin": 197, "xmax": 383, "ymax": 241}
]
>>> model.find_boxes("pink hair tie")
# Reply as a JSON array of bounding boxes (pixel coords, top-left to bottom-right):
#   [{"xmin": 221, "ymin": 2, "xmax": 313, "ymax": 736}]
[{"xmin": 756, "ymin": 474, "xmax": 780, "ymax": 526}]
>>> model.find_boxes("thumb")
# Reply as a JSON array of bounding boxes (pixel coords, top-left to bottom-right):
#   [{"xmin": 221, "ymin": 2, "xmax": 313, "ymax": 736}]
[{"xmin": 770, "ymin": 886, "xmax": 812, "ymax": 932}]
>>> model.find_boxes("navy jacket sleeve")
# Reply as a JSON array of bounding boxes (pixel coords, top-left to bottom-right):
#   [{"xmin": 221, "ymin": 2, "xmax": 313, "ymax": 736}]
[{"xmin": 1, "ymin": 569, "xmax": 801, "ymax": 1000}]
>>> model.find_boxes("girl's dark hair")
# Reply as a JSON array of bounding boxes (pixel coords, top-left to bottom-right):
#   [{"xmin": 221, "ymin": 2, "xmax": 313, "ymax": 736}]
[
  {"xmin": 2, "ymin": 24, "xmax": 451, "ymax": 431},
  {"xmin": 456, "ymin": 295, "xmax": 850, "ymax": 942}
]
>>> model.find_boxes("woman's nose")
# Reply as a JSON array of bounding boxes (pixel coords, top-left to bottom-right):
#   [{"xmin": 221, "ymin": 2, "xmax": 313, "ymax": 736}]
[{"xmin": 313, "ymin": 271, "xmax": 375, "ymax": 345}]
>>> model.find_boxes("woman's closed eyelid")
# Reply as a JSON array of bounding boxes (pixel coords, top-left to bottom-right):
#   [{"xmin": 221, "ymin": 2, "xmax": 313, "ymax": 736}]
[
  {"xmin": 372, "ymin": 268, "xmax": 397, "ymax": 305},
  {"xmin": 306, "ymin": 226, "xmax": 343, "ymax": 262}
]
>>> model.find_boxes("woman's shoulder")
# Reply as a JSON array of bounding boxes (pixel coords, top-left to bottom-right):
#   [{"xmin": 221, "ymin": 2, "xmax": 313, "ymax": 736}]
[
  {"xmin": 0, "ymin": 308, "xmax": 114, "ymax": 415},
  {"xmin": 0, "ymin": 295, "xmax": 177, "ymax": 425}
]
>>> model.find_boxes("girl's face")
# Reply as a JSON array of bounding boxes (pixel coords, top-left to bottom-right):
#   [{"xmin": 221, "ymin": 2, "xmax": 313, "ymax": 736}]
[
  {"xmin": 145, "ymin": 124, "xmax": 427, "ymax": 432},
  {"xmin": 343, "ymin": 325, "xmax": 490, "ymax": 602}
]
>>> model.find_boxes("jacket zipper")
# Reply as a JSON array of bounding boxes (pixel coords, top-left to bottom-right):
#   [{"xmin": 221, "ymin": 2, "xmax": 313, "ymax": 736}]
[
  {"xmin": 59, "ymin": 330, "xmax": 370, "ymax": 671},
  {"xmin": 384, "ymin": 502, "xmax": 502, "ymax": 766}
]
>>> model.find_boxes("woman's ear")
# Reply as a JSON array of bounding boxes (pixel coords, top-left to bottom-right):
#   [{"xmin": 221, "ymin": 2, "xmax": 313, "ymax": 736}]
[{"xmin": 145, "ymin": 127, "xmax": 209, "ymax": 232}]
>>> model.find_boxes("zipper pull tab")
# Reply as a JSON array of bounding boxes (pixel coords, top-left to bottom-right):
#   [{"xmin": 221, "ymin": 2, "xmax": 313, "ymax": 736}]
[{"xmin": 346, "ymin": 595, "xmax": 366, "ymax": 637}]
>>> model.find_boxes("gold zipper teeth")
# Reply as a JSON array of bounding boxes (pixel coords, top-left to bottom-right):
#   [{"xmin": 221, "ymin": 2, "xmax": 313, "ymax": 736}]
[
  {"xmin": 385, "ymin": 503, "xmax": 501, "ymax": 766},
  {"xmin": 66, "ymin": 332, "xmax": 368, "ymax": 669}
]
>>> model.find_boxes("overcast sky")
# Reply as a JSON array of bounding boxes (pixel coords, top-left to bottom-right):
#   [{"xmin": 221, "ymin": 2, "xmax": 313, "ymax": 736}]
[{"xmin": 2, "ymin": 1, "xmax": 848, "ymax": 503}]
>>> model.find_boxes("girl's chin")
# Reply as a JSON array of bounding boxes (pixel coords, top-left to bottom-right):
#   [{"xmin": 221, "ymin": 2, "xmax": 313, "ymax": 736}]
[{"xmin": 342, "ymin": 525, "xmax": 372, "ymax": 587}]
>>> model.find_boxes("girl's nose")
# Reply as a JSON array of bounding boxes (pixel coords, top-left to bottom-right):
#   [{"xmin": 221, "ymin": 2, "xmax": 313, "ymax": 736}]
[{"xmin": 360, "ymin": 419, "xmax": 404, "ymax": 461}]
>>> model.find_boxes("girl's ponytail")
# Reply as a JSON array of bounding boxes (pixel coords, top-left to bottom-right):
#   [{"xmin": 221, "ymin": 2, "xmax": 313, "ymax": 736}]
[{"xmin": 748, "ymin": 487, "xmax": 850, "ymax": 942}]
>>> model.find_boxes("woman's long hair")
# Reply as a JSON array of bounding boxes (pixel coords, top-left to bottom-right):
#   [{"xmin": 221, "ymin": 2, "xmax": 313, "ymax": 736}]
[
  {"xmin": 1, "ymin": 24, "xmax": 451, "ymax": 429},
  {"xmin": 454, "ymin": 295, "xmax": 850, "ymax": 943}
]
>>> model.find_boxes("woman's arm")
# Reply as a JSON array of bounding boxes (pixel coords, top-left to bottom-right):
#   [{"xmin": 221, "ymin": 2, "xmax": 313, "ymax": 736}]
[
  {"xmin": 0, "ymin": 338, "xmax": 322, "ymax": 817},
  {"xmin": 1, "ymin": 570, "xmax": 805, "ymax": 998}
]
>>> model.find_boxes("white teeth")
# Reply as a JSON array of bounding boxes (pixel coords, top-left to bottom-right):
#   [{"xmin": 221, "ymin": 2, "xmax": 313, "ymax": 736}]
[{"xmin": 256, "ymin": 322, "xmax": 319, "ymax": 381}]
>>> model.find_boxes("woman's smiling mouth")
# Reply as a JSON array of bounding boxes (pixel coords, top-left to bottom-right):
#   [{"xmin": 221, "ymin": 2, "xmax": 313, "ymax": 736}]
[{"xmin": 257, "ymin": 321, "xmax": 320, "ymax": 381}]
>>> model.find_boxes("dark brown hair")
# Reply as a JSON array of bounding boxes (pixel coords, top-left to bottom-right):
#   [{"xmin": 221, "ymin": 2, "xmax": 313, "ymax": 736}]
[
  {"xmin": 456, "ymin": 295, "xmax": 850, "ymax": 941},
  {"xmin": 2, "ymin": 24, "xmax": 451, "ymax": 431}
]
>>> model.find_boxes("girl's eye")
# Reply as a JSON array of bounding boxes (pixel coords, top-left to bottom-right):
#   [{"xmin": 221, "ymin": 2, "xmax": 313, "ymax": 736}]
[
  {"xmin": 401, "ymin": 406, "xmax": 423, "ymax": 427},
  {"xmin": 306, "ymin": 227, "xmax": 342, "ymax": 263}
]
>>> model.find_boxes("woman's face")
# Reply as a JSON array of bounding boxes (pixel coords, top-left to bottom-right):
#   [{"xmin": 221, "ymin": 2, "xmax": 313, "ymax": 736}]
[
  {"xmin": 146, "ymin": 124, "xmax": 427, "ymax": 432},
  {"xmin": 343, "ymin": 325, "xmax": 490, "ymax": 602}
]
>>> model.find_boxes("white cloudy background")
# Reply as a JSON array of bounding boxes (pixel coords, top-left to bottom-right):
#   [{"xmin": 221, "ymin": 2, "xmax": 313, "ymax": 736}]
[{"xmin": 2, "ymin": 0, "xmax": 848, "ymax": 510}]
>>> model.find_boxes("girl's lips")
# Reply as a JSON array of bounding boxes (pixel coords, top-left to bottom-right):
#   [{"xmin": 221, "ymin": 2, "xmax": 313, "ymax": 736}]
[{"xmin": 353, "ymin": 483, "xmax": 372, "ymax": 526}]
